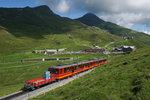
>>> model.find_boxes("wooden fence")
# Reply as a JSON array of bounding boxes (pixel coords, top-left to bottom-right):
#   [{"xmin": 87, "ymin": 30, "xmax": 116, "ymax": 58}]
[{"xmin": 21, "ymin": 58, "xmax": 73, "ymax": 63}]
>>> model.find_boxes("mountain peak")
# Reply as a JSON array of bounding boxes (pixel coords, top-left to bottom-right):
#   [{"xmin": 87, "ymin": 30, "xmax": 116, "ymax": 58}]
[
  {"xmin": 32, "ymin": 5, "xmax": 53, "ymax": 14},
  {"xmin": 83, "ymin": 13, "xmax": 99, "ymax": 18},
  {"xmin": 33, "ymin": 5, "xmax": 50, "ymax": 10},
  {"xmin": 76, "ymin": 13, "xmax": 105, "ymax": 26}
]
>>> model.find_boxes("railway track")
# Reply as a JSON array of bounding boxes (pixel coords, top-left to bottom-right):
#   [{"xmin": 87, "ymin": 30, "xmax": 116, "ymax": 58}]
[
  {"xmin": 0, "ymin": 90, "xmax": 28, "ymax": 100},
  {"xmin": 0, "ymin": 68, "xmax": 95, "ymax": 100}
]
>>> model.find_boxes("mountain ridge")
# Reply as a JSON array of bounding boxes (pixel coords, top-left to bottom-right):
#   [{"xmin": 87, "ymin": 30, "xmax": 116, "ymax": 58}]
[{"xmin": 76, "ymin": 13, "xmax": 150, "ymax": 46}]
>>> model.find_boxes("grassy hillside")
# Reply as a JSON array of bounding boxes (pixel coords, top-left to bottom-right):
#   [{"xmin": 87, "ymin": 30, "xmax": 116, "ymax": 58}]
[
  {"xmin": 0, "ymin": 5, "xmax": 131, "ymax": 97},
  {"xmin": 76, "ymin": 13, "xmax": 150, "ymax": 47},
  {"xmin": 0, "ymin": 6, "xmax": 81, "ymax": 38},
  {"xmin": 0, "ymin": 53, "xmax": 107, "ymax": 97},
  {"xmin": 0, "ymin": 6, "xmax": 124, "ymax": 55},
  {"xmin": 0, "ymin": 25, "xmax": 122, "ymax": 55},
  {"xmin": 31, "ymin": 47, "xmax": 150, "ymax": 100},
  {"xmin": 0, "ymin": 6, "xmax": 148, "ymax": 55}
]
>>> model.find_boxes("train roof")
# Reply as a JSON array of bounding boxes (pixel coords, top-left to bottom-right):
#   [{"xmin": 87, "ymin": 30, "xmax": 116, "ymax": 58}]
[{"xmin": 49, "ymin": 58, "xmax": 106, "ymax": 69}]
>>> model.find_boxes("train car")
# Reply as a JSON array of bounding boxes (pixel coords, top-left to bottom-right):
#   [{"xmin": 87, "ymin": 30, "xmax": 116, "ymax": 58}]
[
  {"xmin": 48, "ymin": 58, "xmax": 107, "ymax": 80},
  {"xmin": 24, "ymin": 73, "xmax": 56, "ymax": 90},
  {"xmin": 24, "ymin": 58, "xmax": 107, "ymax": 90}
]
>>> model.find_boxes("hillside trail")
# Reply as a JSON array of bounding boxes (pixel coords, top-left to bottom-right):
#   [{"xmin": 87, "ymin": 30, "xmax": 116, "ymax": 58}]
[{"xmin": 104, "ymin": 42, "xmax": 114, "ymax": 48}]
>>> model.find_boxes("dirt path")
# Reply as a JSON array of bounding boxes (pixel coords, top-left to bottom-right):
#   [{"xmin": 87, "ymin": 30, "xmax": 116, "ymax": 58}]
[{"xmin": 104, "ymin": 42, "xmax": 114, "ymax": 48}]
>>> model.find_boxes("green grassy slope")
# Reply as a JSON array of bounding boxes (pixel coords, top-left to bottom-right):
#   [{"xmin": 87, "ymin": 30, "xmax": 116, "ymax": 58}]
[
  {"xmin": 0, "ymin": 6, "xmax": 123, "ymax": 55},
  {"xmin": 76, "ymin": 13, "xmax": 150, "ymax": 47},
  {"xmin": 0, "ymin": 5, "xmax": 127, "ymax": 97},
  {"xmin": 0, "ymin": 53, "xmax": 107, "ymax": 97},
  {"xmin": 0, "ymin": 25, "xmax": 121, "ymax": 55},
  {"xmin": 0, "ymin": 6, "xmax": 81, "ymax": 38},
  {"xmin": 31, "ymin": 47, "xmax": 150, "ymax": 100}
]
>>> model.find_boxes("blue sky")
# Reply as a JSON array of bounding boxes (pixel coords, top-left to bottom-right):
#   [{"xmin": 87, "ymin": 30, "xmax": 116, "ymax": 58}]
[
  {"xmin": 0, "ymin": 0, "xmax": 38, "ymax": 8},
  {"xmin": 0, "ymin": 0, "xmax": 86, "ymax": 18},
  {"xmin": 0, "ymin": 0, "xmax": 150, "ymax": 35}
]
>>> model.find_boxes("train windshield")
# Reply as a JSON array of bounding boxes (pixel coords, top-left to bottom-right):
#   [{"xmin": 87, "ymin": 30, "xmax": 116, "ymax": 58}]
[{"xmin": 49, "ymin": 69, "xmax": 58, "ymax": 74}]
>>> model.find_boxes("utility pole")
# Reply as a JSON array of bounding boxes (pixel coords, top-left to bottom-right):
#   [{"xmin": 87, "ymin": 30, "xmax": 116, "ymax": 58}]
[{"xmin": 77, "ymin": 53, "xmax": 78, "ymax": 77}]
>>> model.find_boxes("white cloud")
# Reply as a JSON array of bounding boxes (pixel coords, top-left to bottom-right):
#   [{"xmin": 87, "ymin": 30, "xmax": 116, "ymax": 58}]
[
  {"xmin": 97, "ymin": 13, "xmax": 143, "ymax": 28},
  {"xmin": 74, "ymin": 0, "xmax": 150, "ymax": 13},
  {"xmin": 56, "ymin": 0, "xmax": 70, "ymax": 13},
  {"xmin": 38, "ymin": 0, "xmax": 71, "ymax": 13},
  {"xmin": 142, "ymin": 30, "xmax": 150, "ymax": 35},
  {"xmin": 73, "ymin": 0, "xmax": 150, "ymax": 28}
]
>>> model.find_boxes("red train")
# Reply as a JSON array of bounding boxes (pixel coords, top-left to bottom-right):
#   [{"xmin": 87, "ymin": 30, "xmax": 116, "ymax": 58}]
[{"xmin": 24, "ymin": 58, "xmax": 107, "ymax": 90}]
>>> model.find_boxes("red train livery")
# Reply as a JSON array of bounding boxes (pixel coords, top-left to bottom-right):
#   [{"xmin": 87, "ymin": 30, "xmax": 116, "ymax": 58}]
[{"xmin": 24, "ymin": 58, "xmax": 107, "ymax": 90}]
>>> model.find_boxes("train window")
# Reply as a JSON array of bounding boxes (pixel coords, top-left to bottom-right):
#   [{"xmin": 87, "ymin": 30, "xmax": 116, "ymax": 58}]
[
  {"xmin": 86, "ymin": 63, "xmax": 88, "ymax": 66},
  {"xmin": 72, "ymin": 67, "xmax": 74, "ymax": 70},
  {"xmin": 78, "ymin": 65, "xmax": 81, "ymax": 69},
  {"xmin": 87, "ymin": 63, "xmax": 90, "ymax": 67},
  {"xmin": 78, "ymin": 65, "xmax": 80, "ymax": 69},
  {"xmin": 75, "ymin": 66, "xmax": 77, "ymax": 70},
  {"xmin": 86, "ymin": 64, "xmax": 88, "ymax": 67},
  {"xmin": 64, "ymin": 68, "xmax": 67, "ymax": 73},
  {"xmin": 50, "ymin": 69, "xmax": 58, "ymax": 74},
  {"xmin": 85, "ymin": 64, "xmax": 87, "ymax": 67},
  {"xmin": 67, "ymin": 67, "xmax": 70, "ymax": 72},
  {"xmin": 48, "ymin": 68, "xmax": 52, "ymax": 72}
]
